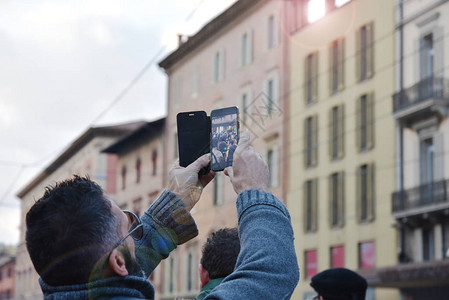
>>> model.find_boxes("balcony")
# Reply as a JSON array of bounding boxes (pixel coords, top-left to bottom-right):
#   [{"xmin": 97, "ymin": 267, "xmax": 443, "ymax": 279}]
[
  {"xmin": 392, "ymin": 179, "xmax": 449, "ymax": 216},
  {"xmin": 392, "ymin": 77, "xmax": 449, "ymax": 124}
]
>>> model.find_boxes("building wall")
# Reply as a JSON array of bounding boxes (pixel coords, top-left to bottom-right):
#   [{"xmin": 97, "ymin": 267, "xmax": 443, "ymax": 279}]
[
  {"xmin": 0, "ymin": 260, "xmax": 15, "ymax": 300},
  {"xmin": 15, "ymin": 136, "xmax": 120, "ymax": 299},
  {"xmin": 288, "ymin": 0, "xmax": 397, "ymax": 299},
  {"xmin": 160, "ymin": 0, "xmax": 289, "ymax": 298}
]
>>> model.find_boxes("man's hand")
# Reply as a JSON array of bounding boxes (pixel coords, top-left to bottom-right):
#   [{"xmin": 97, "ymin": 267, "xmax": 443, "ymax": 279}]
[
  {"xmin": 168, "ymin": 154, "xmax": 216, "ymax": 211},
  {"xmin": 224, "ymin": 130, "xmax": 269, "ymax": 195}
]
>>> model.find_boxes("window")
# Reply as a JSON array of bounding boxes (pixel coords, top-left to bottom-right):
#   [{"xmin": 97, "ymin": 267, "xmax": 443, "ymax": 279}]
[
  {"xmin": 7, "ymin": 267, "xmax": 12, "ymax": 277},
  {"xmin": 329, "ymin": 172, "xmax": 345, "ymax": 228},
  {"xmin": 329, "ymin": 105, "xmax": 344, "ymax": 160},
  {"xmin": 330, "ymin": 245, "xmax": 345, "ymax": 268},
  {"xmin": 166, "ymin": 254, "xmax": 177, "ymax": 294},
  {"xmin": 356, "ymin": 22, "xmax": 374, "ymax": 81},
  {"xmin": 242, "ymin": 93, "xmax": 248, "ymax": 124},
  {"xmin": 0, "ymin": 269, "xmax": 2, "ymax": 281},
  {"xmin": 304, "ymin": 115, "xmax": 318, "ymax": 167},
  {"xmin": 240, "ymin": 30, "xmax": 252, "ymax": 66},
  {"xmin": 329, "ymin": 38, "xmax": 345, "ymax": 93},
  {"xmin": 304, "ymin": 179, "xmax": 318, "ymax": 232},
  {"xmin": 356, "ymin": 164, "xmax": 375, "ymax": 222},
  {"xmin": 359, "ymin": 241, "xmax": 376, "ymax": 269},
  {"xmin": 268, "ymin": 15, "xmax": 276, "ymax": 49},
  {"xmin": 308, "ymin": 0, "xmax": 325, "ymax": 23},
  {"xmin": 305, "ymin": 250, "xmax": 318, "ymax": 278},
  {"xmin": 356, "ymin": 93, "xmax": 374, "ymax": 151},
  {"xmin": 152, "ymin": 149, "xmax": 158, "ymax": 176},
  {"xmin": 135, "ymin": 158, "xmax": 141, "ymax": 183},
  {"xmin": 184, "ymin": 245, "xmax": 197, "ymax": 293},
  {"xmin": 304, "ymin": 51, "xmax": 318, "ymax": 104},
  {"xmin": 213, "ymin": 49, "xmax": 225, "ymax": 82},
  {"xmin": 420, "ymin": 33, "xmax": 434, "ymax": 79},
  {"xmin": 240, "ymin": 85, "xmax": 253, "ymax": 126},
  {"xmin": 267, "ymin": 145, "xmax": 279, "ymax": 188},
  {"xmin": 264, "ymin": 70, "xmax": 280, "ymax": 115},
  {"xmin": 420, "ymin": 137, "xmax": 434, "ymax": 185},
  {"xmin": 213, "ymin": 173, "xmax": 223, "ymax": 206},
  {"xmin": 121, "ymin": 166, "xmax": 127, "ymax": 190}
]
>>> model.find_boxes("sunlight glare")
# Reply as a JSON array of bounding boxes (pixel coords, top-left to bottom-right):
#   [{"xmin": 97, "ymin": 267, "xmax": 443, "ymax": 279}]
[
  {"xmin": 308, "ymin": 0, "xmax": 325, "ymax": 23},
  {"xmin": 335, "ymin": 0, "xmax": 351, "ymax": 7}
]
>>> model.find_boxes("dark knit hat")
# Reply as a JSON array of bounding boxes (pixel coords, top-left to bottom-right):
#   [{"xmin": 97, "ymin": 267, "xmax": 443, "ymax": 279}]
[{"xmin": 310, "ymin": 268, "xmax": 367, "ymax": 300}]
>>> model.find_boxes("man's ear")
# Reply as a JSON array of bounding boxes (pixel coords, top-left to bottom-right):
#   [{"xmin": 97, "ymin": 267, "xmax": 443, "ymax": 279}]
[
  {"xmin": 199, "ymin": 264, "xmax": 210, "ymax": 288},
  {"xmin": 108, "ymin": 248, "xmax": 129, "ymax": 277}
]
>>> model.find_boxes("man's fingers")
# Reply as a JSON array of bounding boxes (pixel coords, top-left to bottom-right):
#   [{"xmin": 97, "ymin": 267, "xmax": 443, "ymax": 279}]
[
  {"xmin": 186, "ymin": 154, "xmax": 210, "ymax": 173},
  {"xmin": 224, "ymin": 167, "xmax": 234, "ymax": 179},
  {"xmin": 236, "ymin": 130, "xmax": 250, "ymax": 153},
  {"xmin": 200, "ymin": 171, "xmax": 216, "ymax": 188}
]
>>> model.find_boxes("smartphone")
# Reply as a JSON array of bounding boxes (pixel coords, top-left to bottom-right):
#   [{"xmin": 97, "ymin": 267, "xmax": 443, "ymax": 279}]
[
  {"xmin": 177, "ymin": 111, "xmax": 211, "ymax": 173},
  {"xmin": 210, "ymin": 106, "xmax": 239, "ymax": 172}
]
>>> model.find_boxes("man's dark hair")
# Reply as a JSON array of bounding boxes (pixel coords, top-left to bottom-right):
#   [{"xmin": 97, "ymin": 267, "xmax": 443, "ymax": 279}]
[
  {"xmin": 26, "ymin": 176, "xmax": 120, "ymax": 286},
  {"xmin": 201, "ymin": 228, "xmax": 240, "ymax": 279}
]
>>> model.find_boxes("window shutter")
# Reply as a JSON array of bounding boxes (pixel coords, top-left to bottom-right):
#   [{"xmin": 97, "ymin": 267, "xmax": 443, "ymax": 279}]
[
  {"xmin": 304, "ymin": 118, "xmax": 308, "ymax": 167},
  {"xmin": 312, "ymin": 179, "xmax": 318, "ymax": 232},
  {"xmin": 338, "ymin": 39, "xmax": 345, "ymax": 90},
  {"xmin": 238, "ymin": 34, "xmax": 243, "ymax": 67},
  {"xmin": 312, "ymin": 115, "xmax": 318, "ymax": 166},
  {"xmin": 248, "ymin": 29, "xmax": 254, "ymax": 64},
  {"xmin": 219, "ymin": 48, "xmax": 225, "ymax": 81},
  {"xmin": 339, "ymin": 172, "xmax": 345, "ymax": 227},
  {"xmin": 312, "ymin": 52, "xmax": 319, "ymax": 102},
  {"xmin": 356, "ymin": 96, "xmax": 362, "ymax": 151},
  {"xmin": 367, "ymin": 163, "xmax": 375, "ymax": 222},
  {"xmin": 303, "ymin": 181, "xmax": 308, "ymax": 232},
  {"xmin": 356, "ymin": 166, "xmax": 362, "ymax": 222},
  {"xmin": 328, "ymin": 175, "xmax": 333, "ymax": 227},
  {"xmin": 366, "ymin": 22, "xmax": 374, "ymax": 78},
  {"xmin": 329, "ymin": 44, "xmax": 334, "ymax": 95},
  {"xmin": 367, "ymin": 92, "xmax": 375, "ymax": 150},
  {"xmin": 274, "ymin": 71, "xmax": 280, "ymax": 107},
  {"xmin": 329, "ymin": 108, "xmax": 333, "ymax": 160},
  {"xmin": 304, "ymin": 55, "xmax": 309, "ymax": 105},
  {"xmin": 272, "ymin": 144, "xmax": 280, "ymax": 188},
  {"xmin": 338, "ymin": 105, "xmax": 345, "ymax": 158},
  {"xmin": 356, "ymin": 27, "xmax": 361, "ymax": 82}
]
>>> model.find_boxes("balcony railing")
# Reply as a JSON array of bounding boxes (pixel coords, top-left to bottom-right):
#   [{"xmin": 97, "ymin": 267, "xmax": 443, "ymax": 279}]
[
  {"xmin": 392, "ymin": 180, "xmax": 449, "ymax": 213},
  {"xmin": 392, "ymin": 76, "xmax": 449, "ymax": 113}
]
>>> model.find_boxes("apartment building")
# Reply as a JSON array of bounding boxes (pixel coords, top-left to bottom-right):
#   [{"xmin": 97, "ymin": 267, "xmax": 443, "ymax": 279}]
[
  {"xmin": 158, "ymin": 0, "xmax": 290, "ymax": 298},
  {"xmin": 102, "ymin": 118, "xmax": 166, "ymax": 298},
  {"xmin": 0, "ymin": 248, "xmax": 15, "ymax": 300},
  {"xmin": 287, "ymin": 0, "xmax": 397, "ymax": 299},
  {"xmin": 15, "ymin": 121, "xmax": 144, "ymax": 299},
  {"xmin": 387, "ymin": 0, "xmax": 449, "ymax": 298}
]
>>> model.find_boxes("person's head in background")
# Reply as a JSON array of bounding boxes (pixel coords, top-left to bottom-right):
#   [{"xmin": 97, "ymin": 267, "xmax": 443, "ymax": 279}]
[
  {"xmin": 199, "ymin": 228, "xmax": 240, "ymax": 288},
  {"xmin": 310, "ymin": 268, "xmax": 367, "ymax": 300}
]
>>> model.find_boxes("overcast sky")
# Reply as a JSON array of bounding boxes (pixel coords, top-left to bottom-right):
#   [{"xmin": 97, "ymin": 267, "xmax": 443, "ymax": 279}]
[{"xmin": 0, "ymin": 0, "xmax": 236, "ymax": 246}]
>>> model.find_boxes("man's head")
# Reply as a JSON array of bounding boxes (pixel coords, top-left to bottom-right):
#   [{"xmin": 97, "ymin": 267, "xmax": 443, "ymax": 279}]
[
  {"xmin": 26, "ymin": 176, "xmax": 143, "ymax": 286},
  {"xmin": 199, "ymin": 228, "xmax": 240, "ymax": 288},
  {"xmin": 310, "ymin": 268, "xmax": 367, "ymax": 300}
]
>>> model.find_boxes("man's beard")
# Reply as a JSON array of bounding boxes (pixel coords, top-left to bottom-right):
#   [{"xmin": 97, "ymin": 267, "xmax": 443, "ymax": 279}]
[{"xmin": 122, "ymin": 247, "xmax": 146, "ymax": 278}]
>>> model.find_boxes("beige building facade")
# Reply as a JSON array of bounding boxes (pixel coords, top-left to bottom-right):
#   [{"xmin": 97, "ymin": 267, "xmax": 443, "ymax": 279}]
[
  {"xmin": 15, "ymin": 122, "xmax": 144, "ymax": 299},
  {"xmin": 158, "ymin": 0, "xmax": 291, "ymax": 298},
  {"xmin": 287, "ymin": 0, "xmax": 397, "ymax": 299}
]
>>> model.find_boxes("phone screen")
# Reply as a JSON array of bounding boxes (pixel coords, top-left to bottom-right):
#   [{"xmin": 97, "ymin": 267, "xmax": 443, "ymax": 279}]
[{"xmin": 210, "ymin": 106, "xmax": 239, "ymax": 171}]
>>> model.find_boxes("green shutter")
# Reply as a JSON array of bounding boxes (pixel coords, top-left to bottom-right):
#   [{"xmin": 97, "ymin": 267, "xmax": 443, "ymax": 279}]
[
  {"xmin": 312, "ymin": 52, "xmax": 319, "ymax": 102},
  {"xmin": 367, "ymin": 163, "xmax": 375, "ymax": 222},
  {"xmin": 367, "ymin": 92, "xmax": 375, "ymax": 150},
  {"xmin": 338, "ymin": 105, "xmax": 345, "ymax": 159},
  {"xmin": 338, "ymin": 39, "xmax": 345, "ymax": 91},
  {"xmin": 356, "ymin": 97, "xmax": 361, "ymax": 151},
  {"xmin": 366, "ymin": 22, "xmax": 374, "ymax": 79},
  {"xmin": 356, "ymin": 166, "xmax": 362, "ymax": 222},
  {"xmin": 355, "ymin": 27, "xmax": 361, "ymax": 82}
]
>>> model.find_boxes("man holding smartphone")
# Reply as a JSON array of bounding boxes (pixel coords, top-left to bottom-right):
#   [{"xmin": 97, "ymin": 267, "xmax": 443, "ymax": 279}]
[{"xmin": 25, "ymin": 130, "xmax": 299, "ymax": 299}]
